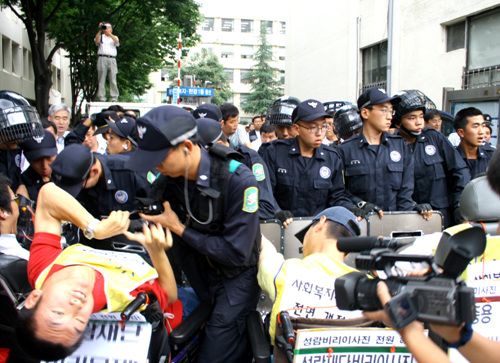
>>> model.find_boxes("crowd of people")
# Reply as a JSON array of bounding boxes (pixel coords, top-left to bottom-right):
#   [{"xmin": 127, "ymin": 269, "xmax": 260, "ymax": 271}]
[{"xmin": 0, "ymin": 86, "xmax": 498, "ymax": 362}]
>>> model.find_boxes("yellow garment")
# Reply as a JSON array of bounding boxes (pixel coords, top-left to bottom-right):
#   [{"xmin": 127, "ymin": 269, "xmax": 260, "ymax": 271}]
[
  {"xmin": 36, "ymin": 244, "xmax": 158, "ymax": 312},
  {"xmin": 258, "ymin": 253, "xmax": 362, "ymax": 344}
]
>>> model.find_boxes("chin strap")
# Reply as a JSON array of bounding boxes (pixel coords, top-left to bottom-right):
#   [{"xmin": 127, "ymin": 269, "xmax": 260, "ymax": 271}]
[{"xmin": 399, "ymin": 123, "xmax": 421, "ymax": 137}]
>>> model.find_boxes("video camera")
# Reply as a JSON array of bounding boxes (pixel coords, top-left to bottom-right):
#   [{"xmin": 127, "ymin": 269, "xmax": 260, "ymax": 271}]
[
  {"xmin": 335, "ymin": 225, "xmax": 487, "ymax": 330},
  {"xmin": 100, "ymin": 22, "xmax": 109, "ymax": 30}
]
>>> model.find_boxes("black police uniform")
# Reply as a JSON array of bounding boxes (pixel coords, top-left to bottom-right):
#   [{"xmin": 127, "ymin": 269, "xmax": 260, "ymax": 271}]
[
  {"xmin": 77, "ymin": 153, "xmax": 151, "ymax": 218},
  {"xmin": 404, "ymin": 127, "xmax": 470, "ymax": 227},
  {"xmin": 456, "ymin": 143, "xmax": 495, "ymax": 180},
  {"xmin": 149, "ymin": 145, "xmax": 261, "ymax": 363},
  {"xmin": 261, "ymin": 137, "xmax": 352, "ymax": 217},
  {"xmin": 235, "ymin": 144, "xmax": 280, "ymax": 219},
  {"xmin": 338, "ymin": 132, "xmax": 415, "ymax": 211},
  {"xmin": 20, "ymin": 166, "xmax": 47, "ymax": 206},
  {"xmin": 0, "ymin": 149, "xmax": 22, "ymax": 192}
]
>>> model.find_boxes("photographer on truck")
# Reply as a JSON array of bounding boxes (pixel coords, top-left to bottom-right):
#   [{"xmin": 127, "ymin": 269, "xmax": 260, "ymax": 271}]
[{"xmin": 94, "ymin": 21, "xmax": 119, "ymax": 102}]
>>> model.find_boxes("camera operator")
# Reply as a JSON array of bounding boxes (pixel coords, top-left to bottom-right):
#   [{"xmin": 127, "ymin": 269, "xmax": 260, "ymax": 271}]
[
  {"xmin": 364, "ymin": 281, "xmax": 500, "ymax": 363},
  {"xmin": 94, "ymin": 21, "xmax": 119, "ymax": 102}
]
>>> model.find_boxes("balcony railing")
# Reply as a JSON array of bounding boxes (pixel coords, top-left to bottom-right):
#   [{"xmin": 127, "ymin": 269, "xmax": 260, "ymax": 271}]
[
  {"xmin": 462, "ymin": 65, "xmax": 500, "ymax": 89},
  {"xmin": 360, "ymin": 80, "xmax": 387, "ymax": 94}
]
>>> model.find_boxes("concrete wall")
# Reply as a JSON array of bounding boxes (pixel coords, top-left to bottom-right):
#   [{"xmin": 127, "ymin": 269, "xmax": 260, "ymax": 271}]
[{"xmin": 285, "ymin": 0, "xmax": 500, "ymax": 108}]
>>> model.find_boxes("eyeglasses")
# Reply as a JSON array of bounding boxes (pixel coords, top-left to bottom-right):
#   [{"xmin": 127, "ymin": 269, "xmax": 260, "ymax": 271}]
[
  {"xmin": 429, "ymin": 118, "xmax": 442, "ymax": 124},
  {"xmin": 371, "ymin": 107, "xmax": 395, "ymax": 116},
  {"xmin": 297, "ymin": 123, "xmax": 330, "ymax": 134},
  {"xmin": 11, "ymin": 195, "xmax": 19, "ymax": 206}
]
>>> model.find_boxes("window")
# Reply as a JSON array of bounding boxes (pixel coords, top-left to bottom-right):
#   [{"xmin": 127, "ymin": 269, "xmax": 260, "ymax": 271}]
[
  {"xmin": 160, "ymin": 69, "xmax": 169, "ymax": 82},
  {"xmin": 266, "ymin": 21, "xmax": 273, "ymax": 34},
  {"xmin": 241, "ymin": 19, "xmax": 253, "ymax": 33},
  {"xmin": 240, "ymin": 69, "xmax": 251, "ymax": 84},
  {"xmin": 221, "ymin": 44, "xmax": 234, "ymax": 59},
  {"xmin": 280, "ymin": 22, "xmax": 286, "ymax": 34},
  {"xmin": 278, "ymin": 47, "xmax": 286, "ymax": 61},
  {"xmin": 224, "ymin": 69, "xmax": 234, "ymax": 82},
  {"xmin": 202, "ymin": 17, "xmax": 214, "ymax": 31},
  {"xmin": 222, "ymin": 18, "xmax": 234, "ymax": 32},
  {"xmin": 362, "ymin": 41, "xmax": 387, "ymax": 89},
  {"xmin": 160, "ymin": 92, "xmax": 167, "ymax": 103},
  {"xmin": 446, "ymin": 21, "xmax": 465, "ymax": 52},
  {"xmin": 12, "ymin": 41, "xmax": 21, "ymax": 76},
  {"xmin": 2, "ymin": 36, "xmax": 11, "ymax": 72},
  {"xmin": 240, "ymin": 45, "xmax": 253, "ymax": 59},
  {"xmin": 468, "ymin": 8, "xmax": 500, "ymax": 70},
  {"xmin": 279, "ymin": 70, "xmax": 285, "ymax": 85},
  {"xmin": 240, "ymin": 93, "xmax": 250, "ymax": 104}
]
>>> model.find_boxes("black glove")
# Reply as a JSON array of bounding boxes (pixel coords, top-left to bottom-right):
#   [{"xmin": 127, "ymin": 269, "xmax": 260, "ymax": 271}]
[
  {"xmin": 274, "ymin": 210, "xmax": 293, "ymax": 224},
  {"xmin": 453, "ymin": 207, "xmax": 463, "ymax": 225},
  {"xmin": 348, "ymin": 204, "xmax": 366, "ymax": 218},
  {"xmin": 359, "ymin": 202, "xmax": 382, "ymax": 214},
  {"xmin": 413, "ymin": 203, "xmax": 432, "ymax": 213}
]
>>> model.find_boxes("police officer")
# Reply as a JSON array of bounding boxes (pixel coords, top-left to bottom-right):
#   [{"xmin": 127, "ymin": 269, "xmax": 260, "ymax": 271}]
[
  {"xmin": 126, "ymin": 105, "xmax": 261, "ymax": 362},
  {"xmin": 392, "ymin": 90, "xmax": 470, "ymax": 227},
  {"xmin": 454, "ymin": 107, "xmax": 495, "ymax": 179},
  {"xmin": 19, "ymin": 130, "xmax": 58, "ymax": 204},
  {"xmin": 338, "ymin": 87, "xmax": 430, "ymax": 218},
  {"xmin": 0, "ymin": 91, "xmax": 44, "ymax": 194},
  {"xmin": 261, "ymin": 99, "xmax": 353, "ymax": 217},
  {"xmin": 334, "ymin": 105, "xmax": 363, "ymax": 144},
  {"xmin": 50, "ymin": 144, "xmax": 152, "ymax": 249}
]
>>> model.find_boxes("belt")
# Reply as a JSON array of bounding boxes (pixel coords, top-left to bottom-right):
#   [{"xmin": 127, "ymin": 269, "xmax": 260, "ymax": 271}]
[{"xmin": 99, "ymin": 55, "xmax": 115, "ymax": 58}]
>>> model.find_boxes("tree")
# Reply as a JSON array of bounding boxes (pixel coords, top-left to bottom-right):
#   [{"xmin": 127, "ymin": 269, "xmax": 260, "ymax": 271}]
[
  {"xmin": 3, "ymin": 0, "xmax": 200, "ymax": 118},
  {"xmin": 241, "ymin": 23, "xmax": 283, "ymax": 115},
  {"xmin": 169, "ymin": 48, "xmax": 232, "ymax": 106}
]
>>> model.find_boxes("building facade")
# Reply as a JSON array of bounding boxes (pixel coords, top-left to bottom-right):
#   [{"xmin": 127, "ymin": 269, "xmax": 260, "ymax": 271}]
[
  {"xmin": 286, "ymin": 0, "xmax": 500, "ymax": 143},
  {"xmin": 146, "ymin": 0, "xmax": 288, "ymax": 122},
  {"xmin": 0, "ymin": 6, "xmax": 72, "ymax": 107}
]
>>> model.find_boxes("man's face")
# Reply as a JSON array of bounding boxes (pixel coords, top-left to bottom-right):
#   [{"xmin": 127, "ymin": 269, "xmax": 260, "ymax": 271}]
[
  {"xmin": 484, "ymin": 126, "xmax": 492, "ymax": 142},
  {"xmin": 5, "ymin": 188, "xmax": 19, "ymax": 230},
  {"xmin": 253, "ymin": 117, "xmax": 263, "ymax": 131},
  {"xmin": 400, "ymin": 110, "xmax": 425, "ymax": 134},
  {"xmin": 261, "ymin": 131, "xmax": 277, "ymax": 143},
  {"xmin": 30, "ymin": 155, "xmax": 56, "ymax": 181},
  {"xmin": 106, "ymin": 131, "xmax": 125, "ymax": 155},
  {"xmin": 275, "ymin": 125, "xmax": 297, "ymax": 139},
  {"xmin": 426, "ymin": 115, "xmax": 442, "ymax": 132},
  {"xmin": 49, "ymin": 110, "xmax": 70, "ymax": 137},
  {"xmin": 325, "ymin": 117, "xmax": 335, "ymax": 139},
  {"xmin": 156, "ymin": 147, "xmax": 186, "ymax": 178},
  {"xmin": 459, "ymin": 115, "xmax": 485, "ymax": 147},
  {"xmin": 83, "ymin": 128, "xmax": 98, "ymax": 151},
  {"xmin": 221, "ymin": 115, "xmax": 239, "ymax": 137},
  {"xmin": 295, "ymin": 117, "xmax": 328, "ymax": 149},
  {"xmin": 363, "ymin": 102, "xmax": 394, "ymax": 133},
  {"xmin": 30, "ymin": 276, "xmax": 94, "ymax": 347}
]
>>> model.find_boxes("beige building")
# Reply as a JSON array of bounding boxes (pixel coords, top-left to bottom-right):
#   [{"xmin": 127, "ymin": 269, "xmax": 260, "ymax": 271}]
[
  {"xmin": 0, "ymin": 7, "xmax": 72, "ymax": 106},
  {"xmin": 286, "ymin": 0, "xmax": 500, "ymax": 142},
  {"xmin": 146, "ymin": 0, "xmax": 288, "ymax": 122}
]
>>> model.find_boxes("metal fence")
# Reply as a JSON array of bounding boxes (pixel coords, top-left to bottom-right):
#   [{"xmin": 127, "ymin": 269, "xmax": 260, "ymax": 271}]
[{"xmin": 462, "ymin": 65, "xmax": 500, "ymax": 89}]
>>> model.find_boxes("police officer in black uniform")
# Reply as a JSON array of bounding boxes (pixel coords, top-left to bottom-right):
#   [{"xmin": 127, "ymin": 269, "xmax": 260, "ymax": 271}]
[
  {"xmin": 392, "ymin": 90, "xmax": 470, "ymax": 227},
  {"xmin": 338, "ymin": 87, "xmax": 432, "ymax": 219},
  {"xmin": 126, "ymin": 105, "xmax": 261, "ymax": 363},
  {"xmin": 0, "ymin": 91, "xmax": 44, "ymax": 195},
  {"xmin": 261, "ymin": 99, "xmax": 353, "ymax": 217}
]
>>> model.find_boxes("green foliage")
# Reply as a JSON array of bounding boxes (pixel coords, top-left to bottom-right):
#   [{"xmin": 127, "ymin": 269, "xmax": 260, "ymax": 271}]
[
  {"xmin": 241, "ymin": 23, "xmax": 283, "ymax": 115},
  {"xmin": 168, "ymin": 48, "xmax": 232, "ymax": 106},
  {"xmin": 3, "ymin": 0, "xmax": 201, "ymax": 117}
]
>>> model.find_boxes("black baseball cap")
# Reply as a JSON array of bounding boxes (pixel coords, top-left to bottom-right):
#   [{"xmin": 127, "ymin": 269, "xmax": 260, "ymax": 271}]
[
  {"xmin": 20, "ymin": 130, "xmax": 57, "ymax": 162},
  {"xmin": 126, "ymin": 105, "xmax": 197, "ymax": 172},
  {"xmin": 295, "ymin": 207, "xmax": 360, "ymax": 243},
  {"xmin": 51, "ymin": 144, "xmax": 95, "ymax": 197},
  {"xmin": 291, "ymin": 99, "xmax": 330, "ymax": 123},
  {"xmin": 193, "ymin": 104, "xmax": 223, "ymax": 122},
  {"xmin": 107, "ymin": 116, "xmax": 138, "ymax": 147},
  {"xmin": 196, "ymin": 118, "xmax": 228, "ymax": 149},
  {"xmin": 93, "ymin": 111, "xmax": 121, "ymax": 136},
  {"xmin": 357, "ymin": 87, "xmax": 401, "ymax": 110}
]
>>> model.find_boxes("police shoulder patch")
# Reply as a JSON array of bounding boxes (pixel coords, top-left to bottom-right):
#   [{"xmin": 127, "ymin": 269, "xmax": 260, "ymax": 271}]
[
  {"xmin": 252, "ymin": 163, "xmax": 265, "ymax": 181},
  {"xmin": 242, "ymin": 187, "xmax": 259, "ymax": 213},
  {"xmin": 147, "ymin": 171, "xmax": 157, "ymax": 184}
]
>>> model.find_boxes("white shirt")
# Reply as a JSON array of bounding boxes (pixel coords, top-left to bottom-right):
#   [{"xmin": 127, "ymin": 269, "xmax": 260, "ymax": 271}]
[
  {"xmin": 0, "ymin": 234, "xmax": 29, "ymax": 260},
  {"xmin": 229, "ymin": 124, "xmax": 250, "ymax": 147},
  {"xmin": 97, "ymin": 34, "xmax": 119, "ymax": 57}
]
